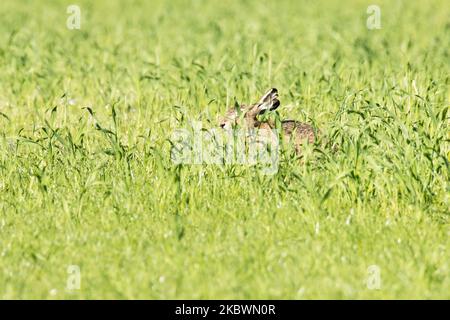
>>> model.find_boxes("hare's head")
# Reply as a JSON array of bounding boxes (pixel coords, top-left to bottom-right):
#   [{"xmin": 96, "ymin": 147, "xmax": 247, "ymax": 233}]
[{"xmin": 219, "ymin": 88, "xmax": 280, "ymax": 130}]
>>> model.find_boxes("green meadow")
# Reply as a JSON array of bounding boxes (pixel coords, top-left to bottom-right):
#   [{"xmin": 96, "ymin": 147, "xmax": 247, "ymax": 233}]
[{"xmin": 0, "ymin": 0, "xmax": 448, "ymax": 299}]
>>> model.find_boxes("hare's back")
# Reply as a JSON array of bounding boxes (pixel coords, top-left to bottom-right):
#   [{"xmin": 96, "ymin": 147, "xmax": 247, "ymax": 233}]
[{"xmin": 282, "ymin": 120, "xmax": 316, "ymax": 144}]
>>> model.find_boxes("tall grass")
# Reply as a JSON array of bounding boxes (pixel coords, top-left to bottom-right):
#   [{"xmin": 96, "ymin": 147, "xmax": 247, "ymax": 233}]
[{"xmin": 0, "ymin": 0, "xmax": 448, "ymax": 299}]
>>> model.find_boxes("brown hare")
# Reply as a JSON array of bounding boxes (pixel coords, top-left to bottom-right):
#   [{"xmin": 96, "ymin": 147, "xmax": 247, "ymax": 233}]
[{"xmin": 218, "ymin": 88, "xmax": 316, "ymax": 154}]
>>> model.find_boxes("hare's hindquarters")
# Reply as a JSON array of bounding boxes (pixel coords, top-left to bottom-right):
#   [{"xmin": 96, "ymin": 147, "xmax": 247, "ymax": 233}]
[{"xmin": 281, "ymin": 120, "xmax": 316, "ymax": 154}]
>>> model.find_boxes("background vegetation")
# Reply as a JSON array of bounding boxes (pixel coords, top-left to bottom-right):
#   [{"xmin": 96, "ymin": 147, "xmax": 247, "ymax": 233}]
[{"xmin": 0, "ymin": 0, "xmax": 448, "ymax": 299}]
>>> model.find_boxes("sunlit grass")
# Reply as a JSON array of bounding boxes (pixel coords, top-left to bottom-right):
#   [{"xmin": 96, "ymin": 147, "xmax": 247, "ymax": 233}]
[{"xmin": 0, "ymin": 0, "xmax": 448, "ymax": 299}]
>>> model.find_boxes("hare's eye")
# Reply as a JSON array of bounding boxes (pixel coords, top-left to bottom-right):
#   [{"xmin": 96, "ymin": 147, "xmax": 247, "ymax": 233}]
[{"xmin": 220, "ymin": 123, "xmax": 226, "ymax": 128}]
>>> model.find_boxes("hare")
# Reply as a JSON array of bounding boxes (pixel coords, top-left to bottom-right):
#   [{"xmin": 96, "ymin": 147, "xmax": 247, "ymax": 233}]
[{"xmin": 218, "ymin": 88, "xmax": 316, "ymax": 154}]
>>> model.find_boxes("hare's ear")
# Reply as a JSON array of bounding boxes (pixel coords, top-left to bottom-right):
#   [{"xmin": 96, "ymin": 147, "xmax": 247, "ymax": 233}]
[{"xmin": 257, "ymin": 88, "xmax": 280, "ymax": 113}]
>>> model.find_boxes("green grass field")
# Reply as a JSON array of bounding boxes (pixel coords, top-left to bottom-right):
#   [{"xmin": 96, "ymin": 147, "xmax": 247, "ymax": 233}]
[{"xmin": 0, "ymin": 0, "xmax": 449, "ymax": 299}]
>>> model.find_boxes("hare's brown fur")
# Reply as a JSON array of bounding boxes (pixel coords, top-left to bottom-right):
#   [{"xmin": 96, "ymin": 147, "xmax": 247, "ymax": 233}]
[{"xmin": 219, "ymin": 88, "xmax": 316, "ymax": 153}]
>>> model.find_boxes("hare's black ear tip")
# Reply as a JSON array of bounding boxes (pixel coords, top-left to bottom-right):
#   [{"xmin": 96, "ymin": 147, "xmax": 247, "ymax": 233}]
[
  {"xmin": 271, "ymin": 99, "xmax": 280, "ymax": 110},
  {"xmin": 258, "ymin": 88, "xmax": 279, "ymax": 104}
]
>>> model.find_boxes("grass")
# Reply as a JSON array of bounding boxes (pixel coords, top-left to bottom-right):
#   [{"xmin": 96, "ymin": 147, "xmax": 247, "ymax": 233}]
[{"xmin": 0, "ymin": 0, "xmax": 449, "ymax": 299}]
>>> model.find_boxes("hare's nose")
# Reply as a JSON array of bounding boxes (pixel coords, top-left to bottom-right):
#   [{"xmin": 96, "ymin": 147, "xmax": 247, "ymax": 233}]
[{"xmin": 220, "ymin": 123, "xmax": 225, "ymax": 128}]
